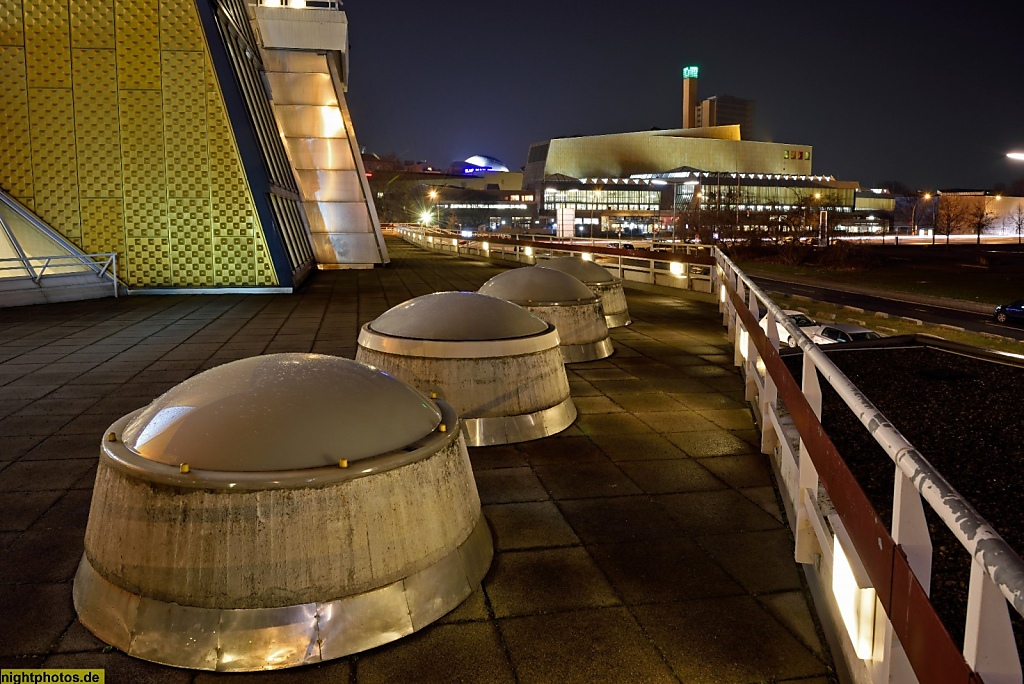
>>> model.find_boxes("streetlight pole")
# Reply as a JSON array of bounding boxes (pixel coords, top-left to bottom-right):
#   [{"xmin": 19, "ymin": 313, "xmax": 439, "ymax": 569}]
[
  {"xmin": 814, "ymin": 193, "xmax": 823, "ymax": 245},
  {"xmin": 911, "ymin": 192, "xmax": 931, "ymax": 244}
]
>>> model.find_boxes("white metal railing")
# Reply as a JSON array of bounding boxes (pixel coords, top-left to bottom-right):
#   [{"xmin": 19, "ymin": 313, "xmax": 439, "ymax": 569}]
[
  {"xmin": 394, "ymin": 225, "xmax": 715, "ymax": 294},
  {"xmin": 398, "ymin": 223, "xmax": 1024, "ymax": 681},
  {"xmin": 0, "ymin": 253, "xmax": 119, "ymax": 297},
  {"xmin": 714, "ymin": 250, "xmax": 1023, "ymax": 684}
]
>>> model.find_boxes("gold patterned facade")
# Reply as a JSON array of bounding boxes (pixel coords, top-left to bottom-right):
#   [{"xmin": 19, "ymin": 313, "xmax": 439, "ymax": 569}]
[
  {"xmin": 0, "ymin": 0, "xmax": 278, "ymax": 288},
  {"xmin": 523, "ymin": 127, "xmax": 814, "ymax": 189}
]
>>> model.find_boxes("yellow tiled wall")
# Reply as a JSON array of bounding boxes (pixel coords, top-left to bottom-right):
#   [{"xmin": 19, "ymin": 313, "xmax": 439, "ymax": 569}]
[{"xmin": 0, "ymin": 0, "xmax": 278, "ymax": 287}]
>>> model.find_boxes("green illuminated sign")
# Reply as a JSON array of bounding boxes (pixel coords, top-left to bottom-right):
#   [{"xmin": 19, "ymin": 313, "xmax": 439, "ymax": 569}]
[{"xmin": 683, "ymin": 66, "xmax": 699, "ymax": 79}]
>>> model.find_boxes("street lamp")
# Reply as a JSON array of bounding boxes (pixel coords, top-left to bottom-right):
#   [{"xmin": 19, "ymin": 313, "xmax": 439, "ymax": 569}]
[
  {"xmin": 428, "ymin": 189, "xmax": 440, "ymax": 228},
  {"xmin": 813, "ymin": 193, "xmax": 825, "ymax": 246},
  {"xmin": 911, "ymin": 192, "xmax": 931, "ymax": 243}
]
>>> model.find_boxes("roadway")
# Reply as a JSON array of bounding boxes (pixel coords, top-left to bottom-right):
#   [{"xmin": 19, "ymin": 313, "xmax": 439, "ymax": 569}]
[{"xmin": 749, "ymin": 275, "xmax": 1024, "ymax": 341}]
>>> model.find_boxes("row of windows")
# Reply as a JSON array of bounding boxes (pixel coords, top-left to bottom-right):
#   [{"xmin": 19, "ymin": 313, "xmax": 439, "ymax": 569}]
[
  {"xmin": 544, "ymin": 189, "xmax": 659, "ymax": 212},
  {"xmin": 548, "ymin": 203, "xmax": 659, "ymax": 212},
  {"xmin": 444, "ymin": 204, "xmax": 529, "ymax": 210}
]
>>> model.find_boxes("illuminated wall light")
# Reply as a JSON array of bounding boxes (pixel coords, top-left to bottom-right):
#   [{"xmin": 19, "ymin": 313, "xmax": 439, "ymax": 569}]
[
  {"xmin": 719, "ymin": 284, "xmax": 727, "ymax": 303},
  {"xmin": 832, "ymin": 533, "xmax": 876, "ymax": 660},
  {"xmin": 319, "ymin": 107, "xmax": 344, "ymax": 137},
  {"xmin": 738, "ymin": 328, "xmax": 749, "ymax": 360},
  {"xmin": 428, "ymin": 236, "xmax": 433, "ymax": 243},
  {"xmin": 451, "ymin": 239, "xmax": 458, "ymax": 246},
  {"xmin": 482, "ymin": 242, "xmax": 489, "ymax": 251},
  {"xmin": 581, "ymin": 253, "xmax": 593, "ymax": 261},
  {"xmin": 524, "ymin": 246, "xmax": 534, "ymax": 256},
  {"xmin": 288, "ymin": 0, "xmax": 306, "ymax": 7},
  {"xmin": 669, "ymin": 262, "xmax": 684, "ymax": 277}
]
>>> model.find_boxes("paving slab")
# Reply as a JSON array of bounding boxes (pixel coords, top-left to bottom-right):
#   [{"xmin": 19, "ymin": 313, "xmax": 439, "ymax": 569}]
[{"xmin": 499, "ymin": 608, "xmax": 677, "ymax": 684}]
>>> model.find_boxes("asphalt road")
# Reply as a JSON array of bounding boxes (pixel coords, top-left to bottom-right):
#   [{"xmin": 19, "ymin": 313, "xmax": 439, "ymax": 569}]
[{"xmin": 750, "ymin": 276, "xmax": 1024, "ymax": 342}]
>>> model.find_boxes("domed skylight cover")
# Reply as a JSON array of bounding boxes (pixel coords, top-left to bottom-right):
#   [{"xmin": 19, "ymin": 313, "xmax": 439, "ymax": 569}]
[
  {"xmin": 479, "ymin": 268, "xmax": 597, "ymax": 305},
  {"xmin": 121, "ymin": 354, "xmax": 441, "ymax": 472},
  {"xmin": 368, "ymin": 292, "xmax": 548, "ymax": 341}
]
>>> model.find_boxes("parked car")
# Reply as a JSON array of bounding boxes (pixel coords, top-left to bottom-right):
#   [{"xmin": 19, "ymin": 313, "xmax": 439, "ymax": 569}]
[
  {"xmin": 993, "ymin": 299, "xmax": 1024, "ymax": 324},
  {"xmin": 759, "ymin": 310, "xmax": 821, "ymax": 347},
  {"xmin": 811, "ymin": 323, "xmax": 883, "ymax": 345}
]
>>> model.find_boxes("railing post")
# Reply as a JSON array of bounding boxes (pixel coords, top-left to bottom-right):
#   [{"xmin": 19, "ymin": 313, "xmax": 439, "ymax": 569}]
[
  {"xmin": 744, "ymin": 289, "xmax": 760, "ymax": 401},
  {"xmin": 874, "ymin": 468, "xmax": 935, "ymax": 684},
  {"xmin": 964, "ymin": 559, "xmax": 1022, "ymax": 684},
  {"xmin": 893, "ymin": 469, "xmax": 933, "ymax": 595},
  {"xmin": 733, "ymin": 276, "xmax": 746, "ymax": 342},
  {"xmin": 795, "ymin": 351, "xmax": 822, "ymax": 564},
  {"xmin": 759, "ymin": 309, "xmax": 779, "ymax": 453}
]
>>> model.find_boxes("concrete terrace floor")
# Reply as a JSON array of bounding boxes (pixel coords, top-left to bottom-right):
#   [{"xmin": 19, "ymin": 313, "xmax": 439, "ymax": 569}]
[{"xmin": 0, "ymin": 238, "xmax": 835, "ymax": 683}]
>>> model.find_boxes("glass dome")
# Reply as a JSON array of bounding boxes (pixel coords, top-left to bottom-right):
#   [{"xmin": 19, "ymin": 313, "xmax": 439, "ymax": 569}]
[
  {"xmin": 479, "ymin": 268, "xmax": 596, "ymax": 305},
  {"xmin": 369, "ymin": 292, "xmax": 548, "ymax": 341},
  {"xmin": 464, "ymin": 155, "xmax": 509, "ymax": 172},
  {"xmin": 536, "ymin": 258, "xmax": 615, "ymax": 284},
  {"xmin": 121, "ymin": 354, "xmax": 441, "ymax": 472}
]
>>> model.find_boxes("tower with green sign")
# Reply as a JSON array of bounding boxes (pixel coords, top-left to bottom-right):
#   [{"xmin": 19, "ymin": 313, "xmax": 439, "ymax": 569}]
[{"xmin": 682, "ymin": 65, "xmax": 699, "ymax": 128}]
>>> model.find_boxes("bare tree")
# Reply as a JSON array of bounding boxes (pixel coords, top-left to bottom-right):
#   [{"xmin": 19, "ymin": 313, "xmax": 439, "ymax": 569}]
[
  {"xmin": 900, "ymin": 193, "xmax": 935, "ymax": 237},
  {"xmin": 1008, "ymin": 203, "xmax": 1024, "ymax": 245},
  {"xmin": 934, "ymin": 197, "xmax": 970, "ymax": 245},
  {"xmin": 968, "ymin": 202, "xmax": 994, "ymax": 245}
]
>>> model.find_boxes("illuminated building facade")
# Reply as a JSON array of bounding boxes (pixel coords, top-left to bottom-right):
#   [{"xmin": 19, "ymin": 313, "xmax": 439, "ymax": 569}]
[
  {"xmin": 535, "ymin": 171, "xmax": 892, "ymax": 240},
  {"xmin": 524, "ymin": 106, "xmax": 892, "ymax": 240},
  {"xmin": 524, "ymin": 127, "xmax": 813, "ymax": 188},
  {"xmin": 0, "ymin": 0, "xmax": 387, "ymax": 296}
]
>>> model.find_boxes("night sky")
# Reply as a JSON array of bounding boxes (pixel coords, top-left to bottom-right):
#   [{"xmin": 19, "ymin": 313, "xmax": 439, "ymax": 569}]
[{"xmin": 342, "ymin": 1, "xmax": 1024, "ymax": 191}]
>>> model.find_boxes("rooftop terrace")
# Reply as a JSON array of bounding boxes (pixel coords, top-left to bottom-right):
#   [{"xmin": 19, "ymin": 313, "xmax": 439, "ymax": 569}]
[{"xmin": 0, "ymin": 238, "xmax": 834, "ymax": 683}]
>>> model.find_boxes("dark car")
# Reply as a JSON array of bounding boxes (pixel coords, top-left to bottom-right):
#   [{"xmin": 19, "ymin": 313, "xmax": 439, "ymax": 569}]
[{"xmin": 994, "ymin": 300, "xmax": 1024, "ymax": 324}]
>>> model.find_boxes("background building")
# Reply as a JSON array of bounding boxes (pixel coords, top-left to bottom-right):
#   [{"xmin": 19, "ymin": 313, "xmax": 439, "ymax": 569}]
[
  {"xmin": 695, "ymin": 95, "xmax": 755, "ymax": 138},
  {"xmin": 366, "ymin": 158, "xmax": 530, "ymax": 231},
  {"xmin": 524, "ymin": 127, "xmax": 813, "ymax": 188},
  {"xmin": 536, "ymin": 170, "xmax": 889, "ymax": 242},
  {"xmin": 524, "ymin": 89, "xmax": 889, "ymax": 241},
  {"xmin": 681, "ymin": 65, "xmax": 699, "ymax": 129},
  {"xmin": 0, "ymin": 0, "xmax": 387, "ymax": 298}
]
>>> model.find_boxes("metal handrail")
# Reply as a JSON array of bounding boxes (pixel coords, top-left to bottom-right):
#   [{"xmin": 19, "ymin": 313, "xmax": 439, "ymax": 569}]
[
  {"xmin": 716, "ymin": 249, "xmax": 1024, "ymax": 616},
  {"xmin": 395, "ymin": 225, "xmax": 716, "ymax": 294},
  {"xmin": 0, "ymin": 253, "xmax": 119, "ymax": 297}
]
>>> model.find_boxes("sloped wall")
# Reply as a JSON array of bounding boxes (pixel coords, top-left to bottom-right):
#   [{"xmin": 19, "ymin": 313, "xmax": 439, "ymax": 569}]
[{"xmin": 0, "ymin": 0, "xmax": 278, "ymax": 287}]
